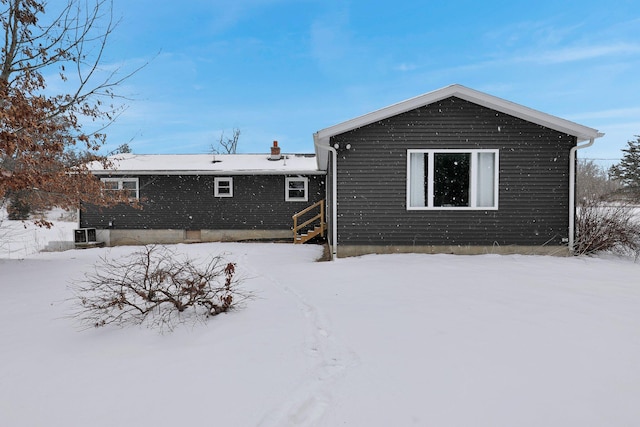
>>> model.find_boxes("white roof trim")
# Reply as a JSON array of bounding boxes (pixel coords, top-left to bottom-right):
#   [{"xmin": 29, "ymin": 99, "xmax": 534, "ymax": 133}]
[{"xmin": 313, "ymin": 84, "xmax": 603, "ymax": 169}]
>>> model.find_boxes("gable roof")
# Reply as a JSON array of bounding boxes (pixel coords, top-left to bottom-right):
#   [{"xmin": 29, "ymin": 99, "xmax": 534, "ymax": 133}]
[
  {"xmin": 89, "ymin": 153, "xmax": 323, "ymax": 175},
  {"xmin": 313, "ymin": 84, "xmax": 603, "ymax": 169}
]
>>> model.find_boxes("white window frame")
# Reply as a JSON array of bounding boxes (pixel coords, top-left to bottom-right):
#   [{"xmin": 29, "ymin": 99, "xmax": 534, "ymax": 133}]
[
  {"xmin": 101, "ymin": 177, "xmax": 139, "ymax": 199},
  {"xmin": 214, "ymin": 177, "xmax": 233, "ymax": 197},
  {"xmin": 406, "ymin": 149, "xmax": 499, "ymax": 210},
  {"xmin": 285, "ymin": 177, "xmax": 308, "ymax": 202}
]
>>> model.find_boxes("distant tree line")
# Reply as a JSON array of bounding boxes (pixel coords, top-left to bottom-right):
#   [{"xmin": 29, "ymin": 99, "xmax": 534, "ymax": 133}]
[
  {"xmin": 575, "ymin": 135, "xmax": 640, "ymax": 256},
  {"xmin": 578, "ymin": 135, "xmax": 640, "ymax": 203}
]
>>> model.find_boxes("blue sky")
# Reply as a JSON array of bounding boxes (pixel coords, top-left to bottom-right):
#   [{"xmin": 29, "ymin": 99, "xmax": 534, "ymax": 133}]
[{"xmin": 96, "ymin": 0, "xmax": 640, "ymax": 166}]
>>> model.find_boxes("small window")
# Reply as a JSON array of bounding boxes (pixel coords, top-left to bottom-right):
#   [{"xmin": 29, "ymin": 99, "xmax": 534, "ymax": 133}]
[
  {"xmin": 407, "ymin": 149, "xmax": 498, "ymax": 210},
  {"xmin": 285, "ymin": 177, "xmax": 308, "ymax": 202},
  {"xmin": 101, "ymin": 178, "xmax": 139, "ymax": 199},
  {"xmin": 214, "ymin": 177, "xmax": 233, "ymax": 197}
]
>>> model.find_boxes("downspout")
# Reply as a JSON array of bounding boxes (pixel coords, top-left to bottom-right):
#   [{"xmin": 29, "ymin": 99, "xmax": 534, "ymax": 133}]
[
  {"xmin": 314, "ymin": 138, "xmax": 338, "ymax": 260},
  {"xmin": 568, "ymin": 137, "xmax": 596, "ymax": 253}
]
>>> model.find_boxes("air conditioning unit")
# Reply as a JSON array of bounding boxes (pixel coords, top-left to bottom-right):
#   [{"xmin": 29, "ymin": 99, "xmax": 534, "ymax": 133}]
[{"xmin": 74, "ymin": 228, "xmax": 97, "ymax": 244}]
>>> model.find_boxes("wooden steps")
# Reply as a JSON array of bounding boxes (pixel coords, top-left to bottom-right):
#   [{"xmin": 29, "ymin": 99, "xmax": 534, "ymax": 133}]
[
  {"xmin": 292, "ymin": 200, "xmax": 326, "ymax": 244},
  {"xmin": 294, "ymin": 224, "xmax": 326, "ymax": 244}
]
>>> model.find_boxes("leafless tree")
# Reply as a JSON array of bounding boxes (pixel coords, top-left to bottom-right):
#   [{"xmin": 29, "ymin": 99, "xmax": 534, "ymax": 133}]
[
  {"xmin": 1, "ymin": 0, "xmax": 144, "ymax": 226},
  {"xmin": 576, "ymin": 158, "xmax": 620, "ymax": 203},
  {"xmin": 212, "ymin": 128, "xmax": 241, "ymax": 154}
]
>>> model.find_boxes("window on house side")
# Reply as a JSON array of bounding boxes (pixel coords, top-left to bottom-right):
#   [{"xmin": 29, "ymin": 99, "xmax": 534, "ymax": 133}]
[
  {"xmin": 101, "ymin": 178, "xmax": 139, "ymax": 199},
  {"xmin": 407, "ymin": 149, "xmax": 498, "ymax": 210},
  {"xmin": 285, "ymin": 177, "xmax": 308, "ymax": 202},
  {"xmin": 214, "ymin": 177, "xmax": 233, "ymax": 197}
]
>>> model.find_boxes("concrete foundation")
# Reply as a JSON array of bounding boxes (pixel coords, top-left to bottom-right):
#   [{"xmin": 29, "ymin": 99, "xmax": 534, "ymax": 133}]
[
  {"xmin": 94, "ymin": 230, "xmax": 568, "ymax": 257},
  {"xmin": 336, "ymin": 244, "xmax": 570, "ymax": 258},
  {"xmin": 97, "ymin": 229, "xmax": 293, "ymax": 246}
]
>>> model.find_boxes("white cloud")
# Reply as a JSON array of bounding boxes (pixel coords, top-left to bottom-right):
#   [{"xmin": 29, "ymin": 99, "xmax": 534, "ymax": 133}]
[
  {"xmin": 394, "ymin": 63, "xmax": 418, "ymax": 72},
  {"xmin": 484, "ymin": 19, "xmax": 586, "ymax": 49},
  {"xmin": 522, "ymin": 43, "xmax": 640, "ymax": 64},
  {"xmin": 566, "ymin": 107, "xmax": 640, "ymax": 121}
]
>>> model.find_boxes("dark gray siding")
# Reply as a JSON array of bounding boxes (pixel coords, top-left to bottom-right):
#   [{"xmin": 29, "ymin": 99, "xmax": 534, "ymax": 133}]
[
  {"xmin": 81, "ymin": 174, "xmax": 325, "ymax": 231},
  {"xmin": 330, "ymin": 96, "xmax": 577, "ymax": 247}
]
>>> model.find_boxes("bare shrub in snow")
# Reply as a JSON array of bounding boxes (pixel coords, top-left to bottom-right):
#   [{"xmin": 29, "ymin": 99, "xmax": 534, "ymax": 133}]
[
  {"xmin": 71, "ymin": 245, "xmax": 248, "ymax": 331},
  {"xmin": 574, "ymin": 200, "xmax": 640, "ymax": 257}
]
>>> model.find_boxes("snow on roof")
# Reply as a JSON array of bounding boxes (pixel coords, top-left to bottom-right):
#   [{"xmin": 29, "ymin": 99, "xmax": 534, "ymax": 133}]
[{"xmin": 90, "ymin": 153, "xmax": 323, "ymax": 175}]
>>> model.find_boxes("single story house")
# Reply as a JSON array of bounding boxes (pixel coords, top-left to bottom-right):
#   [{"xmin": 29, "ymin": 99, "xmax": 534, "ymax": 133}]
[
  {"xmin": 314, "ymin": 84, "xmax": 602, "ymax": 257},
  {"xmin": 82, "ymin": 84, "xmax": 602, "ymax": 257},
  {"xmin": 81, "ymin": 143, "xmax": 326, "ymax": 246}
]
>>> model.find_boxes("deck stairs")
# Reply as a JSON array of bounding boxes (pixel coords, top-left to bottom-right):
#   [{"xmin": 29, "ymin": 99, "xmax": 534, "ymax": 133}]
[{"xmin": 293, "ymin": 199, "xmax": 326, "ymax": 244}]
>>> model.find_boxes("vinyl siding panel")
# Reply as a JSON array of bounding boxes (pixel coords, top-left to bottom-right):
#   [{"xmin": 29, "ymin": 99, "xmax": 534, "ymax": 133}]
[
  {"xmin": 81, "ymin": 174, "xmax": 325, "ymax": 231},
  {"xmin": 330, "ymin": 97, "xmax": 576, "ymax": 247}
]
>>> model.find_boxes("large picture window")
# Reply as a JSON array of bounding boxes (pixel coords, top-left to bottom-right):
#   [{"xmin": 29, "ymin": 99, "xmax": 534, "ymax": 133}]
[
  {"xmin": 101, "ymin": 177, "xmax": 139, "ymax": 199},
  {"xmin": 407, "ymin": 149, "xmax": 498, "ymax": 210}
]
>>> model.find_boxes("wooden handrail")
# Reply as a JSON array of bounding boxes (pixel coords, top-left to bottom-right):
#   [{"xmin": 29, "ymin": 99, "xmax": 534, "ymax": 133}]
[
  {"xmin": 293, "ymin": 199, "xmax": 326, "ymax": 244},
  {"xmin": 297, "ymin": 214, "xmax": 321, "ymax": 231},
  {"xmin": 293, "ymin": 199, "xmax": 324, "ymax": 220}
]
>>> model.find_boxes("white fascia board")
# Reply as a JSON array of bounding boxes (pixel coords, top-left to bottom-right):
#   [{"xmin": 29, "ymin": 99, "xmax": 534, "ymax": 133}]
[
  {"xmin": 451, "ymin": 86, "xmax": 603, "ymax": 142},
  {"xmin": 313, "ymin": 84, "xmax": 603, "ymax": 168},
  {"xmin": 313, "ymin": 132, "xmax": 330, "ymax": 171}
]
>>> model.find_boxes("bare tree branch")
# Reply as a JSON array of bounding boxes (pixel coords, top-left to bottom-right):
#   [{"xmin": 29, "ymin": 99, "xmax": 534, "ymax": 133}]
[
  {"xmin": 1, "ymin": 0, "xmax": 147, "ymax": 223},
  {"xmin": 212, "ymin": 128, "xmax": 241, "ymax": 154}
]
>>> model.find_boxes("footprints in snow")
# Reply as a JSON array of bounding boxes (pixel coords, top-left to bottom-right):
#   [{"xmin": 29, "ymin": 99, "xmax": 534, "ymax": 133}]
[{"xmin": 257, "ymin": 279, "xmax": 359, "ymax": 427}]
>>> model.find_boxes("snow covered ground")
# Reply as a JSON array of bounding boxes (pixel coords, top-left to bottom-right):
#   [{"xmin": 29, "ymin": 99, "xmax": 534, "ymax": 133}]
[
  {"xmin": 0, "ymin": 209, "xmax": 77, "ymax": 258},
  {"xmin": 1, "ymin": 217, "xmax": 640, "ymax": 426}
]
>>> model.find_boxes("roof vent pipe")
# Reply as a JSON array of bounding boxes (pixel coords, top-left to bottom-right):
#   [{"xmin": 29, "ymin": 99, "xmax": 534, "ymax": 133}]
[{"xmin": 270, "ymin": 140, "xmax": 282, "ymax": 160}]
